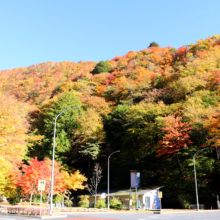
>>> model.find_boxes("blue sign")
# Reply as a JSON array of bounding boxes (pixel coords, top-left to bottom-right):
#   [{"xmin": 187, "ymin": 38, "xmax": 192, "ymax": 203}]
[{"xmin": 136, "ymin": 172, "xmax": 140, "ymax": 188}]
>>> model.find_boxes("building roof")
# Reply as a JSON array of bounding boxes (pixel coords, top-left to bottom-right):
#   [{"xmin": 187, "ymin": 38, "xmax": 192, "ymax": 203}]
[{"xmin": 88, "ymin": 187, "xmax": 160, "ymax": 198}]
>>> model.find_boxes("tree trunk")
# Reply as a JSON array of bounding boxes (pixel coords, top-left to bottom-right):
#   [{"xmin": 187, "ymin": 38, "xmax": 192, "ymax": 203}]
[
  {"xmin": 88, "ymin": 157, "xmax": 91, "ymax": 177},
  {"xmin": 47, "ymin": 192, "xmax": 50, "ymax": 208},
  {"xmin": 30, "ymin": 193, "xmax": 33, "ymax": 206},
  {"xmin": 62, "ymin": 191, "xmax": 65, "ymax": 208},
  {"xmin": 176, "ymin": 154, "xmax": 185, "ymax": 178}
]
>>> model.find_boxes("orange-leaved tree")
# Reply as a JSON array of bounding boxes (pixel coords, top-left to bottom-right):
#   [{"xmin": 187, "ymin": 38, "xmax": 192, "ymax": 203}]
[
  {"xmin": 44, "ymin": 158, "xmax": 87, "ymax": 206},
  {"xmin": 16, "ymin": 157, "xmax": 67, "ymax": 205},
  {"xmin": 16, "ymin": 157, "xmax": 51, "ymax": 205},
  {"xmin": 17, "ymin": 157, "xmax": 87, "ymax": 206},
  {"xmin": 156, "ymin": 114, "xmax": 194, "ymax": 177},
  {"xmin": 44, "ymin": 158, "xmax": 86, "ymax": 205},
  {"xmin": 156, "ymin": 114, "xmax": 193, "ymax": 157}
]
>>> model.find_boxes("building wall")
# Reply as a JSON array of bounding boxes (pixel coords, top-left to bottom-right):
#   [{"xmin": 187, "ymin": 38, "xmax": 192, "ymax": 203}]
[
  {"xmin": 88, "ymin": 191, "xmax": 162, "ymax": 210},
  {"xmin": 142, "ymin": 190, "xmax": 161, "ymax": 210},
  {"xmin": 88, "ymin": 195, "xmax": 143, "ymax": 208}
]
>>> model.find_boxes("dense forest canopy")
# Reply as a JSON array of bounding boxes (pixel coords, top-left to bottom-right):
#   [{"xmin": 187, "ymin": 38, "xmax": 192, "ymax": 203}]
[{"xmin": 1, "ymin": 35, "xmax": 220, "ymax": 207}]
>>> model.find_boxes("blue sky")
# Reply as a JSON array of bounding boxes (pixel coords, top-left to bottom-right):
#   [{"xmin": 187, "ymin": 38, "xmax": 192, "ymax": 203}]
[{"xmin": 0, "ymin": 0, "xmax": 219, "ymax": 70}]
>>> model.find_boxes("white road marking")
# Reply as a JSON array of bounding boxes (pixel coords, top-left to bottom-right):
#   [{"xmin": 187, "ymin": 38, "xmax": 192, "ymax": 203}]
[
  {"xmin": 0, "ymin": 218, "xmax": 16, "ymax": 220},
  {"xmin": 146, "ymin": 217, "xmax": 160, "ymax": 219}
]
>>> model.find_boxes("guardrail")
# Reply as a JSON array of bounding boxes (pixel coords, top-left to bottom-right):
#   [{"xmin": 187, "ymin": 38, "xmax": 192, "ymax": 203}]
[
  {"xmin": 59, "ymin": 208, "xmax": 109, "ymax": 212},
  {"xmin": 0, "ymin": 206, "xmax": 51, "ymax": 216},
  {"xmin": 0, "ymin": 206, "xmax": 109, "ymax": 214},
  {"xmin": 189, "ymin": 204, "xmax": 204, "ymax": 209}
]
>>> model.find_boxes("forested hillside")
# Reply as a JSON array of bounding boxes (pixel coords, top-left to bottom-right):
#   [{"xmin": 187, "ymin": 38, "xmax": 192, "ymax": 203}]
[{"xmin": 1, "ymin": 35, "xmax": 220, "ymax": 207}]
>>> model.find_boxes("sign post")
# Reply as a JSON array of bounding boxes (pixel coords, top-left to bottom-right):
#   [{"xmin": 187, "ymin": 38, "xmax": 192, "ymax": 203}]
[
  {"xmin": 38, "ymin": 180, "xmax": 46, "ymax": 216},
  {"xmin": 40, "ymin": 190, "xmax": 43, "ymax": 215},
  {"xmin": 217, "ymin": 195, "xmax": 220, "ymax": 209},
  {"xmin": 158, "ymin": 191, "xmax": 163, "ymax": 212},
  {"xmin": 129, "ymin": 188, "xmax": 131, "ymax": 210}
]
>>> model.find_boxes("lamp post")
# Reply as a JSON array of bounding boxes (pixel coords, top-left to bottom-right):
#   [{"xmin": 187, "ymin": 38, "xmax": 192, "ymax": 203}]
[
  {"xmin": 50, "ymin": 106, "xmax": 80, "ymax": 215},
  {"xmin": 108, "ymin": 150, "xmax": 120, "ymax": 210},
  {"xmin": 193, "ymin": 148, "xmax": 207, "ymax": 211}
]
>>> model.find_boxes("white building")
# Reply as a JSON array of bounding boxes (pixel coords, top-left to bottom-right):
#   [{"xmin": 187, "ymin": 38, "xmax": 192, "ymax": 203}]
[{"xmin": 88, "ymin": 187, "xmax": 162, "ymax": 210}]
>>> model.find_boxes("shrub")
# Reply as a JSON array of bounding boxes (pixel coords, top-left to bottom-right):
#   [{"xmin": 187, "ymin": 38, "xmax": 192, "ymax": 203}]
[
  {"xmin": 110, "ymin": 197, "xmax": 123, "ymax": 209},
  {"xmin": 53, "ymin": 194, "xmax": 63, "ymax": 204},
  {"xmin": 78, "ymin": 195, "xmax": 89, "ymax": 208},
  {"xmin": 91, "ymin": 61, "xmax": 111, "ymax": 75},
  {"xmin": 7, "ymin": 197, "xmax": 20, "ymax": 206},
  {"xmin": 178, "ymin": 194, "xmax": 192, "ymax": 209},
  {"xmin": 33, "ymin": 194, "xmax": 48, "ymax": 203},
  {"xmin": 7, "ymin": 187, "xmax": 23, "ymax": 205},
  {"xmin": 95, "ymin": 199, "xmax": 106, "ymax": 208},
  {"xmin": 64, "ymin": 199, "xmax": 73, "ymax": 207},
  {"xmin": 130, "ymin": 195, "xmax": 136, "ymax": 210}
]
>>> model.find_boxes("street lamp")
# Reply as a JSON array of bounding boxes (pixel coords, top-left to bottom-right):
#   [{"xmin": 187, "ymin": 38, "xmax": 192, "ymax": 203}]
[
  {"xmin": 50, "ymin": 106, "xmax": 80, "ymax": 215},
  {"xmin": 193, "ymin": 148, "xmax": 207, "ymax": 211},
  {"xmin": 108, "ymin": 150, "xmax": 120, "ymax": 210}
]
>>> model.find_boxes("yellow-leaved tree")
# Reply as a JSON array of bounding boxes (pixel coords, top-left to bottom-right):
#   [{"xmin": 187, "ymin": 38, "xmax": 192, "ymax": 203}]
[
  {"xmin": 0, "ymin": 92, "xmax": 30, "ymax": 164},
  {"xmin": 182, "ymin": 96, "xmax": 215, "ymax": 123},
  {"xmin": 169, "ymin": 75, "xmax": 207, "ymax": 101},
  {"xmin": 64, "ymin": 170, "xmax": 87, "ymax": 191},
  {"xmin": 0, "ymin": 156, "xmax": 16, "ymax": 196},
  {"xmin": 0, "ymin": 91, "xmax": 30, "ymax": 196},
  {"xmin": 58, "ymin": 170, "xmax": 87, "ymax": 207},
  {"xmin": 73, "ymin": 108, "xmax": 105, "ymax": 160}
]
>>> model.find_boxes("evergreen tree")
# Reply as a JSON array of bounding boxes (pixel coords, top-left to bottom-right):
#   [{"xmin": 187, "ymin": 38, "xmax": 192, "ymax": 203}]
[
  {"xmin": 29, "ymin": 91, "xmax": 82, "ymax": 163},
  {"xmin": 91, "ymin": 61, "xmax": 111, "ymax": 74},
  {"xmin": 148, "ymin": 41, "xmax": 159, "ymax": 48}
]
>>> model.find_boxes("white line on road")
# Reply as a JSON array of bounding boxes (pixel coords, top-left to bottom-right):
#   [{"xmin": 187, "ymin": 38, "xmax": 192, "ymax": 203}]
[
  {"xmin": 0, "ymin": 218, "xmax": 16, "ymax": 220},
  {"xmin": 146, "ymin": 217, "xmax": 160, "ymax": 219},
  {"xmin": 147, "ymin": 217, "xmax": 169, "ymax": 219},
  {"xmin": 147, "ymin": 217, "xmax": 170, "ymax": 219}
]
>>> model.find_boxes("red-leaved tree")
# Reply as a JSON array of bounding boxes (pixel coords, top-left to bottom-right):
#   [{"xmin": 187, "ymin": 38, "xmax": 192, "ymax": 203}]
[
  {"xmin": 16, "ymin": 157, "xmax": 66, "ymax": 205},
  {"xmin": 156, "ymin": 114, "xmax": 193, "ymax": 177},
  {"xmin": 156, "ymin": 114, "xmax": 193, "ymax": 157}
]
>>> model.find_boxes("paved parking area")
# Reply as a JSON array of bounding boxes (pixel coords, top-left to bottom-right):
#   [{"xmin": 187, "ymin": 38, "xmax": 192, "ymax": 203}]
[
  {"xmin": 1, "ymin": 210, "xmax": 220, "ymax": 220},
  {"xmin": 65, "ymin": 211, "xmax": 220, "ymax": 220}
]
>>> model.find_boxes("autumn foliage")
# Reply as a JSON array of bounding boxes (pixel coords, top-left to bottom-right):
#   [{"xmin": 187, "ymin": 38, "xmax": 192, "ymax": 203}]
[
  {"xmin": 1, "ymin": 35, "xmax": 220, "ymax": 205},
  {"xmin": 16, "ymin": 157, "xmax": 87, "ymax": 197},
  {"xmin": 156, "ymin": 114, "xmax": 193, "ymax": 157},
  {"xmin": 16, "ymin": 157, "xmax": 51, "ymax": 195}
]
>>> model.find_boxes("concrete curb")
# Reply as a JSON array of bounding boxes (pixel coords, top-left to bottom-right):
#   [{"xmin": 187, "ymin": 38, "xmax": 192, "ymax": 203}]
[
  {"xmin": 160, "ymin": 210, "xmax": 220, "ymax": 214},
  {"xmin": 56, "ymin": 211, "xmax": 117, "ymax": 214},
  {"xmin": 40, "ymin": 215, "xmax": 67, "ymax": 219}
]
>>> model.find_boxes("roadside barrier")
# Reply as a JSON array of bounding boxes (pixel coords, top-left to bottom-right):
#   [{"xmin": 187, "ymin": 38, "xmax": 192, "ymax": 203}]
[{"xmin": 0, "ymin": 206, "xmax": 51, "ymax": 216}]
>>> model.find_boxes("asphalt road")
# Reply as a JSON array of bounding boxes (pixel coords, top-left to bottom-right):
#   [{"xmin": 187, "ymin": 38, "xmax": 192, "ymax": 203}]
[{"xmin": 1, "ymin": 211, "xmax": 220, "ymax": 220}]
